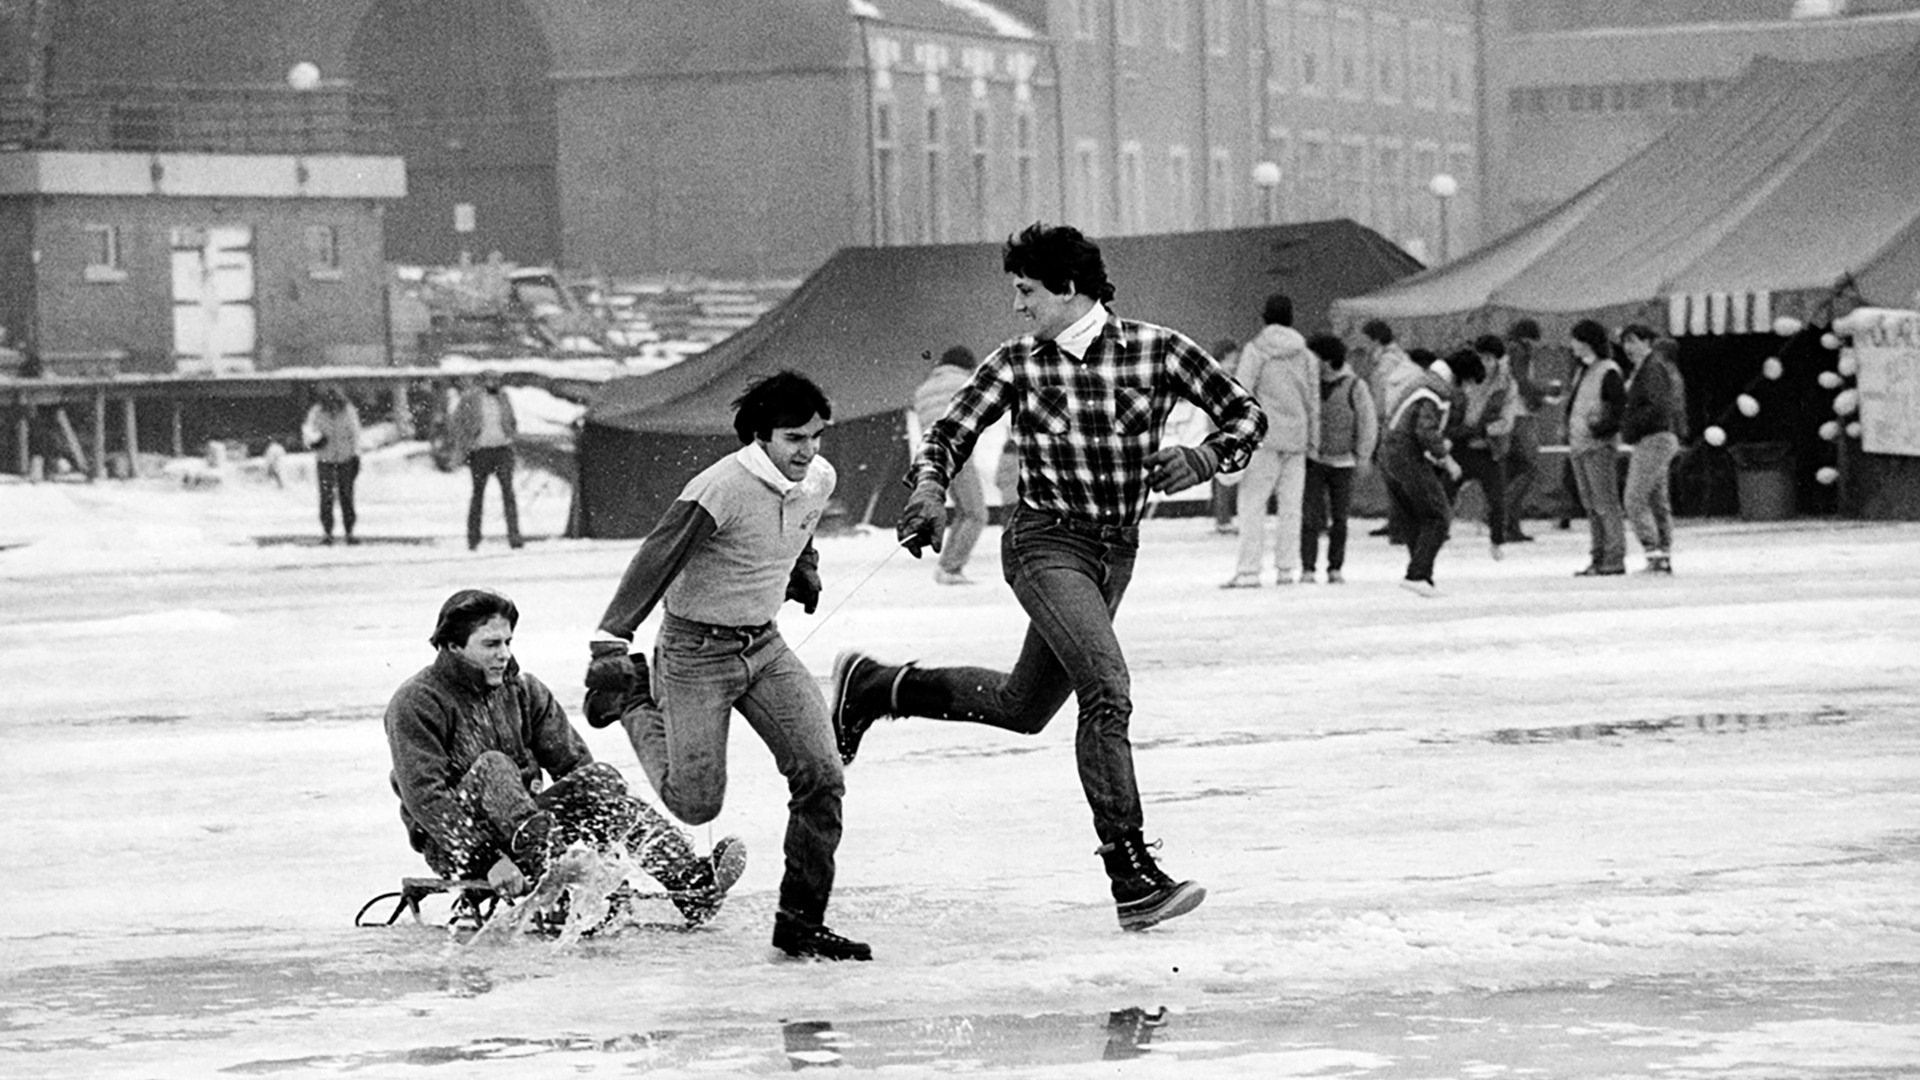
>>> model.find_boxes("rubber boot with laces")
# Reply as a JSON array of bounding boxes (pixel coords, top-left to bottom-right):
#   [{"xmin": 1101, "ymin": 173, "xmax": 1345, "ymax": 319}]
[
  {"xmin": 772, "ymin": 912, "xmax": 873, "ymax": 961},
  {"xmin": 633, "ymin": 821, "xmax": 742, "ymax": 926},
  {"xmin": 829, "ymin": 651, "xmax": 917, "ymax": 765},
  {"xmin": 1097, "ymin": 830, "xmax": 1206, "ymax": 931}
]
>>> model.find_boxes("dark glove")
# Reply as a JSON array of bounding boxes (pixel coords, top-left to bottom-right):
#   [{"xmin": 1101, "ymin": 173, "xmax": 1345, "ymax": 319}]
[
  {"xmin": 586, "ymin": 639, "xmax": 636, "ymax": 692},
  {"xmin": 1146, "ymin": 444, "xmax": 1218, "ymax": 495},
  {"xmin": 584, "ymin": 641, "xmax": 650, "ymax": 730},
  {"xmin": 786, "ymin": 558, "xmax": 822, "ymax": 614},
  {"xmin": 896, "ymin": 479, "xmax": 948, "ymax": 558}
]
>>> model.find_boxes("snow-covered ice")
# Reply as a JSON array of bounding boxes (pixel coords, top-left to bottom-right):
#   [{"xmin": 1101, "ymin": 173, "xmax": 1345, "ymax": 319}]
[{"xmin": 2, "ymin": 448, "xmax": 1917, "ymax": 1078}]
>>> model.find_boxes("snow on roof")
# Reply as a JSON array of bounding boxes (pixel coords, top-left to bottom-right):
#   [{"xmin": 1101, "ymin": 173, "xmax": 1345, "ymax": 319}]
[{"xmin": 851, "ymin": 0, "xmax": 1036, "ymax": 39}]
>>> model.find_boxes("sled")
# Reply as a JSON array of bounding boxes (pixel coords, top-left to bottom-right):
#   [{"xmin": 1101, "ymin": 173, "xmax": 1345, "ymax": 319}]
[{"xmin": 355, "ymin": 836, "xmax": 747, "ymax": 936}]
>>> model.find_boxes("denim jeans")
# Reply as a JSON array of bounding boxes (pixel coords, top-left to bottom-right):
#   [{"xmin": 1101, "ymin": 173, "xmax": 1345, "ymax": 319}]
[
  {"xmin": 1570, "ymin": 446, "xmax": 1627, "ymax": 571},
  {"xmin": 419, "ymin": 756, "xmax": 637, "ymax": 881},
  {"xmin": 1624, "ymin": 432, "xmax": 1678, "ymax": 555},
  {"xmin": 466, "ymin": 446, "xmax": 522, "ymax": 548},
  {"xmin": 627, "ymin": 614, "xmax": 844, "ymax": 925},
  {"xmin": 1301, "ymin": 460, "xmax": 1354, "ymax": 573},
  {"xmin": 317, "ymin": 456, "xmax": 359, "ymax": 539},
  {"xmin": 919, "ymin": 505, "xmax": 1143, "ymax": 844}
]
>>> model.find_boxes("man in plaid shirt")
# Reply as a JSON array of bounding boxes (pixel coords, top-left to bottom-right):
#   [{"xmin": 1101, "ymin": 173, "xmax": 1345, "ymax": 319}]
[{"xmin": 829, "ymin": 223, "xmax": 1265, "ymax": 932}]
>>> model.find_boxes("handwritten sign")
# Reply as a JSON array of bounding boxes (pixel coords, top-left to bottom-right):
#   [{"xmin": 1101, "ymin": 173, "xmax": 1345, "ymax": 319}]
[{"xmin": 1836, "ymin": 307, "xmax": 1920, "ymax": 457}]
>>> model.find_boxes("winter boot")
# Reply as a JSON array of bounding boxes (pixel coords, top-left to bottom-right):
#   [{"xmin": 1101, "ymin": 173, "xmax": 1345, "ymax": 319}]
[
  {"xmin": 772, "ymin": 912, "xmax": 873, "ymax": 961},
  {"xmin": 635, "ymin": 822, "xmax": 745, "ymax": 926},
  {"xmin": 829, "ymin": 651, "xmax": 916, "ymax": 765},
  {"xmin": 506, "ymin": 809, "xmax": 556, "ymax": 884},
  {"xmin": 1097, "ymin": 830, "xmax": 1206, "ymax": 931}
]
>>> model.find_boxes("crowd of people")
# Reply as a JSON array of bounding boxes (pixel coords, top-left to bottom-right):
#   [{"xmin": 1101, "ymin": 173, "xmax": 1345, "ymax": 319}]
[
  {"xmin": 1200, "ymin": 309, "xmax": 1688, "ymax": 596},
  {"xmin": 377, "ymin": 222, "xmax": 1694, "ymax": 963}
]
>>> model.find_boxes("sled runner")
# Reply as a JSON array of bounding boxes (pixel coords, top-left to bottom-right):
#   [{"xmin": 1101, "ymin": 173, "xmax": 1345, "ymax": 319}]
[{"xmin": 355, "ymin": 836, "xmax": 748, "ymax": 936}]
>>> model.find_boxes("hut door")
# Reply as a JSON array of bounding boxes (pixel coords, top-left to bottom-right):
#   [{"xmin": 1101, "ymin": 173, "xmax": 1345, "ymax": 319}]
[{"xmin": 171, "ymin": 225, "xmax": 257, "ymax": 374}]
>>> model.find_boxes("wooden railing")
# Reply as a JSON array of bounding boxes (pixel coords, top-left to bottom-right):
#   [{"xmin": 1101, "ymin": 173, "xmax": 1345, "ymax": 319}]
[{"xmin": 0, "ymin": 82, "xmax": 396, "ymax": 156}]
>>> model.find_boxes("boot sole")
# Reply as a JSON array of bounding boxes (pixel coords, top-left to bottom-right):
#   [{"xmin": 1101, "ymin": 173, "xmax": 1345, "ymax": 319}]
[
  {"xmin": 1117, "ymin": 881, "xmax": 1207, "ymax": 931},
  {"xmin": 829, "ymin": 650, "xmax": 869, "ymax": 765}
]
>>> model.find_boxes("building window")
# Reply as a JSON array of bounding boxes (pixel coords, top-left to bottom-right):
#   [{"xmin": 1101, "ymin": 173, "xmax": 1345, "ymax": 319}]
[
  {"xmin": 1119, "ymin": 142, "xmax": 1146, "ymax": 234},
  {"xmin": 1337, "ymin": 137, "xmax": 1369, "ymax": 224},
  {"xmin": 1409, "ymin": 19, "xmax": 1438, "ymax": 108},
  {"xmin": 1334, "ymin": 7, "xmax": 1366, "ymax": 101},
  {"xmin": 1015, "ymin": 109, "xmax": 1037, "ymax": 225},
  {"xmin": 1074, "ymin": 0, "xmax": 1097, "ymax": 40},
  {"xmin": 1166, "ymin": 0, "xmax": 1189, "ymax": 51},
  {"xmin": 968, "ymin": 107, "xmax": 991, "ymax": 240},
  {"xmin": 1373, "ymin": 14, "xmax": 1403, "ymax": 104},
  {"xmin": 1264, "ymin": 1, "xmax": 1289, "ymax": 93},
  {"xmin": 1075, "ymin": 140, "xmax": 1102, "ymax": 232},
  {"xmin": 924, "ymin": 102, "xmax": 947, "ymax": 243},
  {"xmin": 1568, "ymin": 85, "xmax": 1605, "ymax": 113},
  {"xmin": 1169, "ymin": 145, "xmax": 1195, "ymax": 230},
  {"xmin": 1208, "ymin": 146, "xmax": 1233, "ymax": 227},
  {"xmin": 1118, "ymin": 0, "xmax": 1142, "ymax": 45},
  {"xmin": 83, "ymin": 223, "xmax": 126, "ymax": 283},
  {"xmin": 1205, "ymin": 0, "xmax": 1230, "ymax": 55},
  {"xmin": 1671, "ymin": 80, "xmax": 1712, "ymax": 111},
  {"xmin": 1444, "ymin": 25, "xmax": 1472, "ymax": 113},
  {"xmin": 304, "ymin": 224, "xmax": 343, "ymax": 280},
  {"xmin": 1300, "ymin": 130, "xmax": 1331, "ymax": 219},
  {"xmin": 1296, "ymin": 4, "xmax": 1330, "ymax": 98},
  {"xmin": 874, "ymin": 100, "xmax": 901, "ymax": 244},
  {"xmin": 1374, "ymin": 138, "xmax": 1405, "ymax": 241},
  {"xmin": 1509, "ymin": 86, "xmax": 1549, "ymax": 114}
]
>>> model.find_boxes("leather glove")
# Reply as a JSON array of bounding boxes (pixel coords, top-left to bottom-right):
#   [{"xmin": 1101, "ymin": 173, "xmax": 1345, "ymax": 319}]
[
  {"xmin": 586, "ymin": 639, "xmax": 636, "ymax": 693},
  {"xmin": 1146, "ymin": 444, "xmax": 1219, "ymax": 495},
  {"xmin": 786, "ymin": 553, "xmax": 822, "ymax": 614},
  {"xmin": 897, "ymin": 479, "xmax": 948, "ymax": 558}
]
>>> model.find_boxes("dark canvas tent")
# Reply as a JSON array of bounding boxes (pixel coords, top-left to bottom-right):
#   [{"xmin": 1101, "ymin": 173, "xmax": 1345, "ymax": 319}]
[
  {"xmin": 578, "ymin": 221, "xmax": 1421, "ymax": 538},
  {"xmin": 1333, "ymin": 41, "xmax": 1920, "ymax": 343},
  {"xmin": 1333, "ymin": 42, "xmax": 1920, "ymax": 520}
]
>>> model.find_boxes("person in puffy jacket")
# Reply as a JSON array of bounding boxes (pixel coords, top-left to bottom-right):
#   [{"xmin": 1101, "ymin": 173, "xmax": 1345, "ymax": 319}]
[{"xmin": 1223, "ymin": 294, "xmax": 1320, "ymax": 587}]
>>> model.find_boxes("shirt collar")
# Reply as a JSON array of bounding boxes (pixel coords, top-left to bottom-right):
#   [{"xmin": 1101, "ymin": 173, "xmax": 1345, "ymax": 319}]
[
  {"xmin": 1050, "ymin": 301, "xmax": 1108, "ymax": 361},
  {"xmin": 734, "ymin": 442, "xmax": 797, "ymax": 494}
]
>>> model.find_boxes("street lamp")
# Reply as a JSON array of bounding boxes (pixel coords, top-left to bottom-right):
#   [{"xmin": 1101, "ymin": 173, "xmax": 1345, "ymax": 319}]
[
  {"xmin": 1426, "ymin": 172, "xmax": 1458, "ymax": 263},
  {"xmin": 1252, "ymin": 160, "xmax": 1282, "ymax": 225}
]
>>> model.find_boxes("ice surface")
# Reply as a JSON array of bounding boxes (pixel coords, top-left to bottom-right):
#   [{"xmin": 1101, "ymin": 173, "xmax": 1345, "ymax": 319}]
[{"xmin": 2, "ymin": 451, "xmax": 1918, "ymax": 1077}]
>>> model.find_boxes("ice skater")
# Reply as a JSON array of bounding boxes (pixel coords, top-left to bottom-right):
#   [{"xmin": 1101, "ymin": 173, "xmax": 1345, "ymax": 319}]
[
  {"xmin": 383, "ymin": 588, "xmax": 733, "ymax": 922},
  {"xmin": 828, "ymin": 222, "xmax": 1266, "ymax": 931},
  {"xmin": 1380, "ymin": 351, "xmax": 1463, "ymax": 597},
  {"xmin": 583, "ymin": 371, "xmax": 870, "ymax": 961}
]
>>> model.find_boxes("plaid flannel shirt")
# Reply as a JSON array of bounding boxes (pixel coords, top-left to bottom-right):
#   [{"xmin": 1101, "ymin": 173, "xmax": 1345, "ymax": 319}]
[{"xmin": 911, "ymin": 313, "xmax": 1267, "ymax": 525}]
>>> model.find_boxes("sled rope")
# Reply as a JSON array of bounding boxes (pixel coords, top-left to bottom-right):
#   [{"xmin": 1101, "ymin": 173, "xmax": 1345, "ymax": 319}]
[{"xmin": 790, "ymin": 539, "xmax": 909, "ymax": 651}]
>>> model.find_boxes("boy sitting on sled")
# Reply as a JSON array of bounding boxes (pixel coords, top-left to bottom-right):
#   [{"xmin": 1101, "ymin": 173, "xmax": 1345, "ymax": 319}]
[{"xmin": 384, "ymin": 587, "xmax": 738, "ymax": 923}]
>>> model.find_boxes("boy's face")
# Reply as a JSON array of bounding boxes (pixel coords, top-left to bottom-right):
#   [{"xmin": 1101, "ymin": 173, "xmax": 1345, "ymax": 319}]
[
  {"xmin": 758, "ymin": 413, "xmax": 827, "ymax": 482},
  {"xmin": 1010, "ymin": 274, "xmax": 1080, "ymax": 341},
  {"xmin": 455, "ymin": 615, "xmax": 514, "ymax": 687}
]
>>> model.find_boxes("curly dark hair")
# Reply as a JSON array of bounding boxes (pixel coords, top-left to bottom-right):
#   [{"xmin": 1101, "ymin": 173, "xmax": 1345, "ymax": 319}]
[
  {"xmin": 1002, "ymin": 222, "xmax": 1116, "ymax": 305},
  {"xmin": 732, "ymin": 370, "xmax": 833, "ymax": 445}
]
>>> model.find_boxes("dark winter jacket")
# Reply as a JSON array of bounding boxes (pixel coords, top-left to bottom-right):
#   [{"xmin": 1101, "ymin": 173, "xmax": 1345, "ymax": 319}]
[
  {"xmin": 1621, "ymin": 355, "xmax": 1678, "ymax": 444},
  {"xmin": 384, "ymin": 648, "xmax": 592, "ymax": 855}
]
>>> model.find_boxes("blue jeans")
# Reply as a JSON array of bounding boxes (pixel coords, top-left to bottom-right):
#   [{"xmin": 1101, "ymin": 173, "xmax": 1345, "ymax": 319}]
[
  {"xmin": 1570, "ymin": 446, "xmax": 1627, "ymax": 571},
  {"xmin": 918, "ymin": 505, "xmax": 1143, "ymax": 844},
  {"xmin": 1624, "ymin": 433, "xmax": 1678, "ymax": 555},
  {"xmin": 627, "ymin": 614, "xmax": 844, "ymax": 925}
]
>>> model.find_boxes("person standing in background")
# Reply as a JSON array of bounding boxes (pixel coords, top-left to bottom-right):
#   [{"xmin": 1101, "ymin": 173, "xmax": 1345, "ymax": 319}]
[
  {"xmin": 303, "ymin": 384, "xmax": 362, "ymax": 546},
  {"xmin": 1501, "ymin": 319, "xmax": 1547, "ymax": 542},
  {"xmin": 1565, "ymin": 320, "xmax": 1627, "ymax": 576},
  {"xmin": 1300, "ymin": 334, "xmax": 1376, "ymax": 584},
  {"xmin": 1381, "ymin": 352, "xmax": 1465, "ymax": 597},
  {"xmin": 450, "ymin": 371, "xmax": 524, "ymax": 551},
  {"xmin": 1223, "ymin": 294, "xmax": 1319, "ymax": 588},
  {"xmin": 911, "ymin": 347, "xmax": 987, "ymax": 585},
  {"xmin": 1620, "ymin": 331, "xmax": 1684, "ymax": 576},
  {"xmin": 1208, "ymin": 338, "xmax": 1244, "ymax": 535}
]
